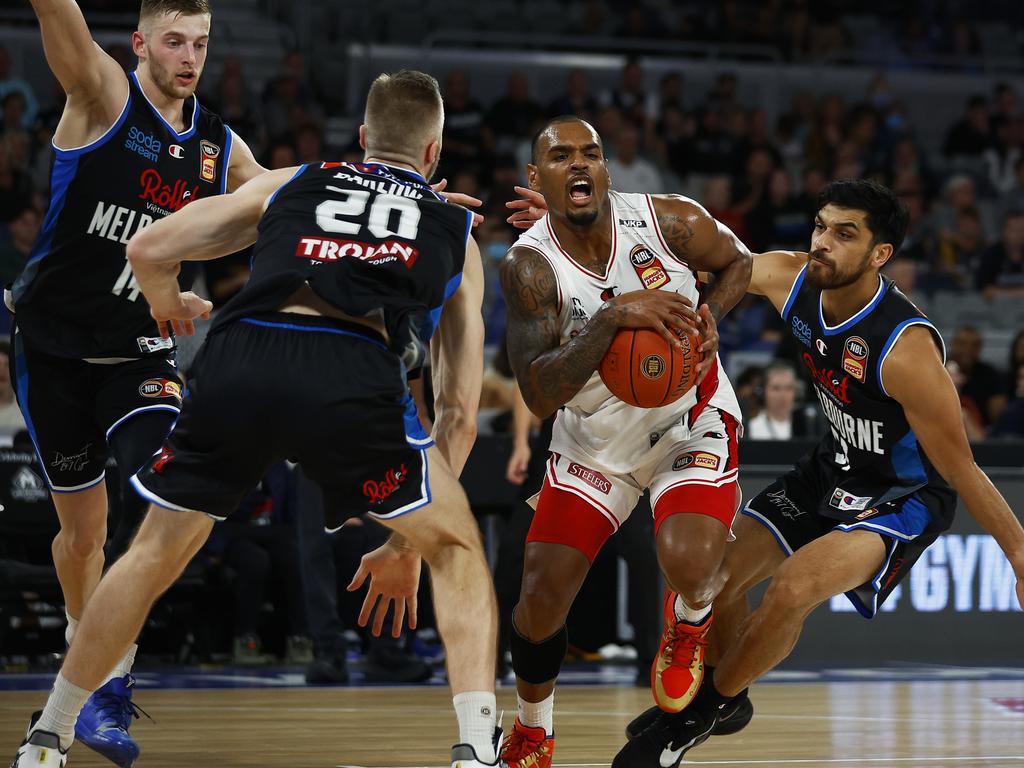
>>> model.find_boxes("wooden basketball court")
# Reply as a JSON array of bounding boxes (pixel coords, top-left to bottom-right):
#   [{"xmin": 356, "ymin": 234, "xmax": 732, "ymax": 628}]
[{"xmin": 3, "ymin": 679, "xmax": 1023, "ymax": 766}]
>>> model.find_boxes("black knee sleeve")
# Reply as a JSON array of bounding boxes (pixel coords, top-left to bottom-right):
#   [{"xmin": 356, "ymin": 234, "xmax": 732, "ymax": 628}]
[{"xmin": 510, "ymin": 622, "xmax": 568, "ymax": 685}]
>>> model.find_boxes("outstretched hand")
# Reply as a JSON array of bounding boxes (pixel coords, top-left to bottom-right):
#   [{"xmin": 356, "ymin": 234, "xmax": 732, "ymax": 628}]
[
  {"xmin": 506, "ymin": 185, "xmax": 548, "ymax": 229},
  {"xmin": 347, "ymin": 538, "xmax": 422, "ymax": 638},
  {"xmin": 151, "ymin": 291, "xmax": 212, "ymax": 339},
  {"xmin": 432, "ymin": 178, "xmax": 484, "ymax": 227}
]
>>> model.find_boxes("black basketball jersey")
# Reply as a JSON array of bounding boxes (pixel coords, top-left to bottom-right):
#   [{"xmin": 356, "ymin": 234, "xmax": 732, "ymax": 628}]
[
  {"xmin": 212, "ymin": 161, "xmax": 472, "ymax": 373},
  {"xmin": 781, "ymin": 261, "xmax": 954, "ymax": 522},
  {"xmin": 12, "ymin": 72, "xmax": 230, "ymax": 359}
]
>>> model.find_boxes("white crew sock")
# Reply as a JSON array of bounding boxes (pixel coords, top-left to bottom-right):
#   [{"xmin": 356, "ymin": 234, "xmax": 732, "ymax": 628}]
[
  {"xmin": 674, "ymin": 595, "xmax": 712, "ymax": 625},
  {"xmin": 34, "ymin": 673, "xmax": 92, "ymax": 751},
  {"xmin": 453, "ymin": 691, "xmax": 497, "ymax": 763},
  {"xmin": 103, "ymin": 643, "xmax": 138, "ymax": 685},
  {"xmin": 517, "ymin": 692, "xmax": 554, "ymax": 737},
  {"xmin": 64, "ymin": 612, "xmax": 78, "ymax": 647}
]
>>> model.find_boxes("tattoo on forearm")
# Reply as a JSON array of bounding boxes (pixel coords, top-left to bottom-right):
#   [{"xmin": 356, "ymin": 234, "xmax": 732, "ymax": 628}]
[{"xmin": 500, "ymin": 248, "xmax": 618, "ymax": 417}]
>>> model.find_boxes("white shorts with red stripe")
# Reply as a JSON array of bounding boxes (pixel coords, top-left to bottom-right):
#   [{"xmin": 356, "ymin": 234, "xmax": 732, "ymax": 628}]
[{"xmin": 529, "ymin": 406, "xmax": 742, "ymax": 533}]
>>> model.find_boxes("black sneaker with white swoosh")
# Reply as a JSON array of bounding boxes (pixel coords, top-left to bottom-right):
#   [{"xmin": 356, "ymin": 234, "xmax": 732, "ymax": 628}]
[
  {"xmin": 611, "ymin": 708, "xmax": 716, "ymax": 768},
  {"xmin": 625, "ymin": 692, "xmax": 753, "ymax": 740}
]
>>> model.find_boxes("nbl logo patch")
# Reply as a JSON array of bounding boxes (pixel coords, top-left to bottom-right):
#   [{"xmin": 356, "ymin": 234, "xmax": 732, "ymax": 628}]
[
  {"xmin": 842, "ymin": 336, "xmax": 869, "ymax": 382},
  {"xmin": 139, "ymin": 378, "xmax": 182, "ymax": 400},
  {"xmin": 629, "ymin": 245, "xmax": 669, "ymax": 290}
]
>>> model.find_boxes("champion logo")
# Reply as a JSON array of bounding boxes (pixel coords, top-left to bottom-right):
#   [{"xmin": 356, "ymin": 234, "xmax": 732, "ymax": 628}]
[
  {"xmin": 168, "ymin": 144, "xmax": 185, "ymax": 159},
  {"xmin": 816, "ymin": 338, "xmax": 827, "ymax": 355}
]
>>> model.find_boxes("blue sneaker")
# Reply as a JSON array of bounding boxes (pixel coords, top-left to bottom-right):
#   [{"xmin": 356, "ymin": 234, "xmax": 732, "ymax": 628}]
[{"xmin": 74, "ymin": 675, "xmax": 142, "ymax": 768}]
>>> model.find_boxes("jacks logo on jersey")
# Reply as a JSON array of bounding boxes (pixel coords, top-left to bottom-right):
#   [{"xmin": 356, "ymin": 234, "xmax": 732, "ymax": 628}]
[{"xmin": 629, "ymin": 245, "xmax": 669, "ymax": 289}]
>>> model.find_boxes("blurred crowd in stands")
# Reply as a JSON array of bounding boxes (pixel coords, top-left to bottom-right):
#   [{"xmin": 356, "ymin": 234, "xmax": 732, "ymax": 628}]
[{"xmin": 1, "ymin": 0, "xmax": 1024, "ymax": 678}]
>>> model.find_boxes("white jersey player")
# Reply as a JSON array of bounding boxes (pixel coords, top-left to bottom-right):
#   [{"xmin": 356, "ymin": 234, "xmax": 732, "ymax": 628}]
[{"xmin": 497, "ymin": 117, "xmax": 753, "ymax": 768}]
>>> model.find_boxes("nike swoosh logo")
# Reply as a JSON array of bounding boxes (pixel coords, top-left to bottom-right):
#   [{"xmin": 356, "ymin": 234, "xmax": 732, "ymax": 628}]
[{"xmin": 660, "ymin": 745, "xmax": 684, "ymax": 767}]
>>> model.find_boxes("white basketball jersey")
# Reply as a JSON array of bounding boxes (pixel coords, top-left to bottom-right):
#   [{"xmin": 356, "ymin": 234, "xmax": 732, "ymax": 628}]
[{"xmin": 514, "ymin": 191, "xmax": 741, "ymax": 475}]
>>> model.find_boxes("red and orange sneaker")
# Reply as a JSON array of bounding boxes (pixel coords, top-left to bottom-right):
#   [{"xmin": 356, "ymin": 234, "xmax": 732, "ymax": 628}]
[
  {"xmin": 651, "ymin": 590, "xmax": 712, "ymax": 713},
  {"xmin": 500, "ymin": 718, "xmax": 554, "ymax": 768}
]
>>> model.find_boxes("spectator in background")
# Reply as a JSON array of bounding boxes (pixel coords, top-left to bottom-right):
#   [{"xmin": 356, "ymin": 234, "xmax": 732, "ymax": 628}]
[
  {"xmin": 658, "ymin": 104, "xmax": 697, "ymax": 183},
  {"xmin": 984, "ymin": 116, "xmax": 1021, "ymax": 195},
  {"xmin": 214, "ymin": 69, "xmax": 261, "ymax": 146},
  {"xmin": 294, "ymin": 122, "xmax": 326, "ymax": 164},
  {"xmin": 1000, "ymin": 156, "xmax": 1024, "ymax": 217},
  {"xmin": 745, "ymin": 361, "xmax": 812, "ymax": 440},
  {"xmin": 883, "ymin": 257, "xmax": 926, "ymax": 306},
  {"xmin": 804, "ymin": 93, "xmax": 845, "ymax": 172},
  {"xmin": 606, "ymin": 123, "xmax": 662, "ymax": 193},
  {"xmin": 264, "ymin": 141, "xmax": 297, "ymax": 170},
  {"xmin": 600, "ymin": 58, "xmax": 651, "ymax": 130},
  {"xmin": 733, "ymin": 365, "xmax": 765, "ymax": 424},
  {"xmin": 975, "ymin": 209, "xmax": 1024, "ymax": 297},
  {"xmin": 932, "ymin": 206, "xmax": 985, "ymax": 292},
  {"xmin": 944, "ymin": 95, "xmax": 992, "ymax": 161},
  {"xmin": 794, "ymin": 166, "xmax": 827, "ymax": 220},
  {"xmin": 547, "ymin": 69, "xmax": 597, "ymax": 124},
  {"xmin": 989, "ymin": 362, "xmax": 1024, "ymax": 438},
  {"xmin": 0, "ymin": 203, "xmax": 38, "ymax": 287},
  {"xmin": 438, "ymin": 69, "xmax": 484, "ymax": 179},
  {"xmin": 202, "ymin": 463, "xmax": 311, "ymax": 664},
  {"xmin": 992, "ymin": 82, "xmax": 1019, "ymax": 125},
  {"xmin": 0, "ymin": 46, "xmax": 38, "ymax": 129},
  {"xmin": 894, "ymin": 184, "xmax": 937, "ymax": 264},
  {"xmin": 932, "ymin": 175, "xmax": 995, "ymax": 246},
  {"xmin": 0, "ymin": 144, "xmax": 31, "ymax": 220},
  {"xmin": 889, "ymin": 137, "xmax": 934, "ymax": 198},
  {"xmin": 0, "ymin": 340, "xmax": 26, "ymax": 431},
  {"xmin": 746, "ymin": 168, "xmax": 809, "ymax": 252},
  {"xmin": 485, "ymin": 71, "xmax": 544, "ymax": 156},
  {"xmin": 703, "ymin": 175, "xmax": 748, "ymax": 242},
  {"xmin": 950, "ymin": 325, "xmax": 1006, "ymax": 427},
  {"xmin": 946, "ymin": 360, "xmax": 987, "ymax": 441}
]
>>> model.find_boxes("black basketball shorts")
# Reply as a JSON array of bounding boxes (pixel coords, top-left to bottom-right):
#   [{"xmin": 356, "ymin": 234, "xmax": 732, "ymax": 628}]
[
  {"xmin": 742, "ymin": 454, "xmax": 956, "ymax": 618},
  {"xmin": 132, "ymin": 313, "xmax": 434, "ymax": 531},
  {"xmin": 10, "ymin": 325, "xmax": 182, "ymax": 491}
]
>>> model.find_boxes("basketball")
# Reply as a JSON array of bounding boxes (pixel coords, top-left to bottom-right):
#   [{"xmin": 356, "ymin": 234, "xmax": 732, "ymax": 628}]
[{"xmin": 599, "ymin": 328, "xmax": 701, "ymax": 408}]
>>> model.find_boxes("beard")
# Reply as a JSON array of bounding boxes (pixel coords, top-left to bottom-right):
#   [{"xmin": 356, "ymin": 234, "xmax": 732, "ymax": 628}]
[
  {"xmin": 805, "ymin": 248, "xmax": 872, "ymax": 289},
  {"xmin": 566, "ymin": 207, "xmax": 599, "ymax": 226},
  {"xmin": 146, "ymin": 50, "xmax": 199, "ymax": 100}
]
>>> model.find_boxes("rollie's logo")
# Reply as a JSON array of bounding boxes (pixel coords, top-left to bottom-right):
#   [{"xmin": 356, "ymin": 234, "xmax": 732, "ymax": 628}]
[
  {"xmin": 629, "ymin": 245, "xmax": 669, "ymax": 289},
  {"xmin": 641, "ymin": 354, "xmax": 666, "ymax": 380}
]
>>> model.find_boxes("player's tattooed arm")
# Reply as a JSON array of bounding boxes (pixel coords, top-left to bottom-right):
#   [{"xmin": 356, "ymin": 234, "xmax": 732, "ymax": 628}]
[
  {"xmin": 501, "ymin": 246, "xmax": 693, "ymax": 419},
  {"xmin": 652, "ymin": 195, "xmax": 752, "ymax": 381},
  {"xmin": 885, "ymin": 325, "xmax": 1024, "ymax": 608}
]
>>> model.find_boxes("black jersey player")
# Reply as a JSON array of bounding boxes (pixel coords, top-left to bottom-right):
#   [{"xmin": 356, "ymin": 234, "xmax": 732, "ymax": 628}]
[
  {"xmin": 13, "ymin": 1, "xmax": 266, "ymax": 765},
  {"xmin": 13, "ymin": 70, "xmax": 501, "ymax": 768},
  {"xmin": 612, "ymin": 180, "xmax": 1024, "ymax": 767}
]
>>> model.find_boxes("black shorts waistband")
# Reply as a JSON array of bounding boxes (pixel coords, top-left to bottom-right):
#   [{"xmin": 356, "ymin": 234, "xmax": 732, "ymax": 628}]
[{"xmin": 236, "ymin": 312, "xmax": 389, "ymax": 349}]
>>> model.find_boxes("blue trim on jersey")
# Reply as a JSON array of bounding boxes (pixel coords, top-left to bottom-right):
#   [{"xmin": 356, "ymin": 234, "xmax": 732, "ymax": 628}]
[
  {"xmin": 51, "ymin": 91, "xmax": 132, "ymax": 159},
  {"xmin": 219, "ymin": 129, "xmax": 234, "ymax": 196},
  {"xmin": 12, "ymin": 332, "xmax": 53, "ymax": 489},
  {"xmin": 780, "ymin": 264, "xmax": 807, "ymax": 321},
  {"xmin": 462, "ymin": 207, "xmax": 474, "ymax": 245},
  {"xmin": 836, "ymin": 493, "xmax": 932, "ymax": 543},
  {"xmin": 131, "ymin": 71, "xmax": 199, "ymax": 141},
  {"xmin": 237, "ymin": 317, "xmax": 389, "ymax": 351},
  {"xmin": 891, "ymin": 428, "xmax": 929, "ymax": 486},
  {"xmin": 266, "ymin": 164, "xmax": 309, "ymax": 208},
  {"xmin": 21, "ymin": 154, "xmax": 80, "ymax": 276},
  {"xmin": 876, "ymin": 318, "xmax": 939, "ymax": 397},
  {"xmin": 400, "ymin": 394, "xmax": 432, "ymax": 445},
  {"xmin": 818, "ymin": 276, "xmax": 887, "ymax": 336},
  {"xmin": 427, "ymin": 272, "xmax": 464, "ymax": 333}
]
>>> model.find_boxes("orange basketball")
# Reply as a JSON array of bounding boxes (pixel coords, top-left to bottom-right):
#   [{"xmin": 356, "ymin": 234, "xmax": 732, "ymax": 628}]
[{"xmin": 599, "ymin": 328, "xmax": 701, "ymax": 408}]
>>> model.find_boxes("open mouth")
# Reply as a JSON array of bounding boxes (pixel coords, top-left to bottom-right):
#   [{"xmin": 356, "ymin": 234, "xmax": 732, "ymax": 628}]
[
  {"xmin": 176, "ymin": 72, "xmax": 196, "ymax": 87},
  {"xmin": 568, "ymin": 177, "xmax": 593, "ymax": 206}
]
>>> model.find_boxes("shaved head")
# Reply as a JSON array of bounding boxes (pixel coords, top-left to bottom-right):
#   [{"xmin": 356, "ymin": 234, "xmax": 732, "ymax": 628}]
[{"xmin": 531, "ymin": 115, "xmax": 600, "ymax": 163}]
